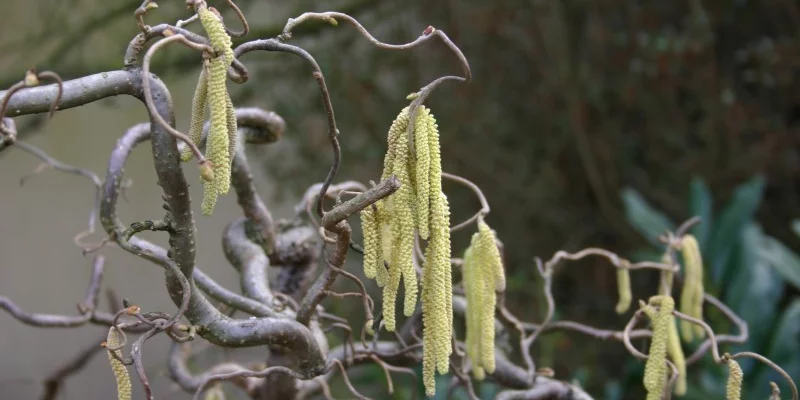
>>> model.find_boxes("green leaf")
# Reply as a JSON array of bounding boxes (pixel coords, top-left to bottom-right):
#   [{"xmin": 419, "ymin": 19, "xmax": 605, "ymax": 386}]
[
  {"xmin": 621, "ymin": 187, "xmax": 675, "ymax": 246},
  {"xmin": 749, "ymin": 299, "xmax": 800, "ymax": 399},
  {"xmin": 759, "ymin": 234, "xmax": 800, "ymax": 292},
  {"xmin": 724, "ymin": 224, "xmax": 784, "ymax": 373},
  {"xmin": 706, "ymin": 175, "xmax": 765, "ymax": 284},
  {"xmin": 688, "ymin": 177, "xmax": 713, "ymax": 251}
]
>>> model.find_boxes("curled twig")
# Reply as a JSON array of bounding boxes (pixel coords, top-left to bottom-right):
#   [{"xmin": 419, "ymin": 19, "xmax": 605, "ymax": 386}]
[
  {"xmin": 442, "ymin": 171, "xmax": 490, "ymax": 232},
  {"xmin": 141, "ymin": 34, "xmax": 211, "ymax": 164}
]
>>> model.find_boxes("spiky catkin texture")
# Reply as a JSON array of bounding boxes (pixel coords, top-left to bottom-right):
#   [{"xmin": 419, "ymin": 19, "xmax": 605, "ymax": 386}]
[
  {"xmin": 666, "ymin": 315, "xmax": 687, "ymax": 395},
  {"xmin": 201, "ymin": 56, "xmax": 231, "ymax": 215},
  {"xmin": 679, "ymin": 235, "xmax": 705, "ymax": 342},
  {"xmin": 199, "ymin": 6, "xmax": 233, "ymax": 62},
  {"xmin": 615, "ymin": 268, "xmax": 632, "ymax": 314},
  {"xmin": 181, "ymin": 63, "xmax": 208, "ymax": 162},
  {"xmin": 726, "ymin": 358, "xmax": 743, "ymax": 400},
  {"xmin": 414, "ymin": 107, "xmax": 433, "ymax": 239},
  {"xmin": 642, "ymin": 295, "xmax": 674, "ymax": 400},
  {"xmin": 197, "ymin": 5, "xmax": 236, "ymax": 216},
  {"xmin": 105, "ymin": 327, "xmax": 132, "ymax": 400},
  {"xmin": 360, "ymin": 105, "xmax": 453, "ymax": 397},
  {"xmin": 462, "ymin": 219, "xmax": 505, "ymax": 383}
]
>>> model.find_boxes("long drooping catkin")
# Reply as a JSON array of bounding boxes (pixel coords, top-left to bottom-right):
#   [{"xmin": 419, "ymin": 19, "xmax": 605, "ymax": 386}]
[
  {"xmin": 197, "ymin": 5, "xmax": 237, "ymax": 216},
  {"xmin": 181, "ymin": 63, "xmax": 208, "ymax": 162},
  {"xmin": 462, "ymin": 219, "xmax": 504, "ymax": 382},
  {"xmin": 642, "ymin": 296, "xmax": 674, "ymax": 400},
  {"xmin": 104, "ymin": 327, "xmax": 132, "ymax": 400},
  {"xmin": 679, "ymin": 235, "xmax": 705, "ymax": 341},
  {"xmin": 615, "ymin": 268, "xmax": 632, "ymax": 314},
  {"xmin": 360, "ymin": 104, "xmax": 452, "ymax": 397}
]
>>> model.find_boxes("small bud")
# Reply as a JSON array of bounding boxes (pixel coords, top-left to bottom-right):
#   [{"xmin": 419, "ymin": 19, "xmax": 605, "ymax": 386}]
[
  {"xmin": 125, "ymin": 305, "xmax": 141, "ymax": 315},
  {"xmin": 199, "ymin": 161, "xmax": 215, "ymax": 182},
  {"xmin": 24, "ymin": 69, "xmax": 39, "ymax": 87},
  {"xmin": 365, "ymin": 319, "xmax": 375, "ymax": 336},
  {"xmin": 537, "ymin": 367, "xmax": 555, "ymax": 377},
  {"xmin": 163, "ymin": 28, "xmax": 175, "ymax": 37},
  {"xmin": 146, "ymin": 2, "xmax": 158, "ymax": 10},
  {"xmin": 326, "ymin": 16, "xmax": 338, "ymax": 26},
  {"xmin": 423, "ymin": 26, "xmax": 435, "ymax": 35}
]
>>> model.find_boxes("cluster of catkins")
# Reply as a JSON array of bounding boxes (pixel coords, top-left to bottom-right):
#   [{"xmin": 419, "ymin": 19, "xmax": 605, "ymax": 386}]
[
  {"xmin": 361, "ymin": 105, "xmax": 453, "ymax": 396},
  {"xmin": 616, "ymin": 234, "xmax": 723, "ymax": 399},
  {"xmin": 180, "ymin": 4, "xmax": 238, "ymax": 216},
  {"xmin": 463, "ymin": 220, "xmax": 506, "ymax": 379}
]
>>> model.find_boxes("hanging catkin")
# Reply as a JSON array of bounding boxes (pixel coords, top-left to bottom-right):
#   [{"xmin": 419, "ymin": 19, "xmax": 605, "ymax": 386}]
[
  {"xmin": 104, "ymin": 327, "xmax": 132, "ymax": 400},
  {"xmin": 360, "ymin": 104, "xmax": 453, "ymax": 397},
  {"xmin": 641, "ymin": 296, "xmax": 674, "ymax": 400},
  {"xmin": 462, "ymin": 219, "xmax": 505, "ymax": 381},
  {"xmin": 726, "ymin": 357, "xmax": 743, "ymax": 400},
  {"xmin": 190, "ymin": 5, "xmax": 237, "ymax": 215},
  {"xmin": 679, "ymin": 235, "xmax": 705, "ymax": 341}
]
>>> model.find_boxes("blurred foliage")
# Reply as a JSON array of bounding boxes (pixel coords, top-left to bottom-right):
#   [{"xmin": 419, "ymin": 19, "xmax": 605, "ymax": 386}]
[
  {"xmin": 3, "ymin": 0, "xmax": 800, "ymax": 398},
  {"xmin": 621, "ymin": 176, "xmax": 800, "ymax": 399}
]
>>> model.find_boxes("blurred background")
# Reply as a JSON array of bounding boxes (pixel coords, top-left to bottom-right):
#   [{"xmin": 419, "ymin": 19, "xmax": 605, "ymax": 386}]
[{"xmin": 1, "ymin": 0, "xmax": 799, "ymax": 399}]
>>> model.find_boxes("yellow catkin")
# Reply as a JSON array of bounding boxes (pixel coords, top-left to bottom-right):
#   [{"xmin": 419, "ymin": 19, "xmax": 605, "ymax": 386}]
[
  {"xmin": 615, "ymin": 268, "xmax": 632, "ymax": 314},
  {"xmin": 422, "ymin": 192, "xmax": 452, "ymax": 394},
  {"xmin": 382, "ymin": 107, "xmax": 417, "ymax": 331},
  {"xmin": 225, "ymin": 91, "xmax": 238, "ymax": 161},
  {"xmin": 463, "ymin": 246, "xmax": 481, "ymax": 379},
  {"xmin": 666, "ymin": 315, "xmax": 687, "ymax": 395},
  {"xmin": 381, "ymin": 108, "xmax": 410, "ymax": 182},
  {"xmin": 181, "ymin": 63, "xmax": 208, "ymax": 162},
  {"xmin": 197, "ymin": 5, "xmax": 235, "ymax": 215},
  {"xmin": 361, "ymin": 206, "xmax": 379, "ymax": 280},
  {"xmin": 375, "ymin": 202, "xmax": 391, "ymax": 287},
  {"xmin": 475, "ymin": 220, "xmax": 501, "ymax": 373},
  {"xmin": 461, "ymin": 220, "xmax": 505, "ymax": 382},
  {"xmin": 105, "ymin": 327, "xmax": 132, "ymax": 400},
  {"xmin": 366, "ymin": 105, "xmax": 452, "ymax": 397},
  {"xmin": 201, "ymin": 57, "xmax": 231, "ymax": 215},
  {"xmin": 413, "ymin": 106, "xmax": 433, "ymax": 240},
  {"xmin": 198, "ymin": 7, "xmax": 233, "ymax": 63},
  {"xmin": 425, "ymin": 106, "xmax": 453, "ymax": 344},
  {"xmin": 642, "ymin": 296, "xmax": 674, "ymax": 400},
  {"xmin": 679, "ymin": 235, "xmax": 705, "ymax": 342},
  {"xmin": 726, "ymin": 358, "xmax": 743, "ymax": 400}
]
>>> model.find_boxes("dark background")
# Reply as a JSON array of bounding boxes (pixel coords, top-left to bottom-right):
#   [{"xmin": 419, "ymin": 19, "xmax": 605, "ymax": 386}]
[{"xmin": 1, "ymin": 0, "xmax": 799, "ymax": 398}]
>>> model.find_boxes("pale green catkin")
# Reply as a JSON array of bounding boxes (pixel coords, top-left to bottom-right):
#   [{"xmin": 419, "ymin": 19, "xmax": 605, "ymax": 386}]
[
  {"xmin": 361, "ymin": 104, "xmax": 452, "ymax": 397},
  {"xmin": 461, "ymin": 219, "xmax": 505, "ymax": 383},
  {"xmin": 181, "ymin": 62, "xmax": 208, "ymax": 162},
  {"xmin": 360, "ymin": 206, "xmax": 379, "ymax": 280},
  {"xmin": 201, "ymin": 56, "xmax": 230, "ymax": 215},
  {"xmin": 642, "ymin": 296, "xmax": 674, "ymax": 400},
  {"xmin": 414, "ymin": 106, "xmax": 432, "ymax": 239},
  {"xmin": 726, "ymin": 358, "xmax": 743, "ymax": 400},
  {"xmin": 197, "ymin": 5, "xmax": 236, "ymax": 215},
  {"xmin": 615, "ymin": 268, "xmax": 632, "ymax": 314},
  {"xmin": 105, "ymin": 327, "xmax": 132, "ymax": 400},
  {"xmin": 679, "ymin": 235, "xmax": 705, "ymax": 342}
]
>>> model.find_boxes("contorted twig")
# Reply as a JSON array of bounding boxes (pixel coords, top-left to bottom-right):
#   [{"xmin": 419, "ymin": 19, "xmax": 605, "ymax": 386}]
[{"xmin": 141, "ymin": 33, "xmax": 211, "ymax": 164}]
